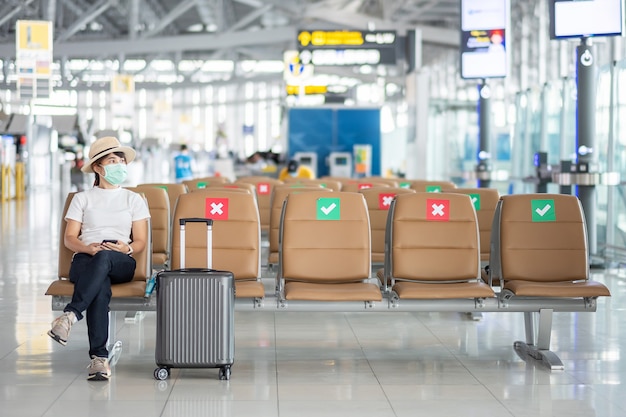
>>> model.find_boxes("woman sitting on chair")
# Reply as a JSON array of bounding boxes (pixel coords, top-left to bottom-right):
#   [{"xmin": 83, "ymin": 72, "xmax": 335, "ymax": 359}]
[{"xmin": 48, "ymin": 136, "xmax": 150, "ymax": 381}]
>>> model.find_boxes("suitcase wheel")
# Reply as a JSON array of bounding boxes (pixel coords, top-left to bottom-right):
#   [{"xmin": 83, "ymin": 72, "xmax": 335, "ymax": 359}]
[
  {"xmin": 154, "ymin": 367, "xmax": 170, "ymax": 380},
  {"xmin": 219, "ymin": 366, "xmax": 231, "ymax": 381}
]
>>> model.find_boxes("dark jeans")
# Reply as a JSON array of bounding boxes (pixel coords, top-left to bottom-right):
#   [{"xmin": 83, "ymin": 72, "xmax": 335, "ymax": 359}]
[{"xmin": 66, "ymin": 251, "xmax": 136, "ymax": 358}]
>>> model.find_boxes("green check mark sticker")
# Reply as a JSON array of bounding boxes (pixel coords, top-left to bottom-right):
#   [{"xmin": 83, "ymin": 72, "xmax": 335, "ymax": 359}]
[
  {"xmin": 531, "ymin": 199, "xmax": 556, "ymax": 222},
  {"xmin": 317, "ymin": 198, "xmax": 341, "ymax": 220},
  {"xmin": 426, "ymin": 185, "xmax": 442, "ymax": 193},
  {"xmin": 469, "ymin": 193, "xmax": 481, "ymax": 210}
]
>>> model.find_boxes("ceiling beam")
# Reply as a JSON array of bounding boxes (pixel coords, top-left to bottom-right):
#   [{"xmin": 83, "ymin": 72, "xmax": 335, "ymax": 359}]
[
  {"xmin": 0, "ymin": 0, "xmax": 36, "ymax": 28},
  {"xmin": 0, "ymin": 26, "xmax": 296, "ymax": 59},
  {"xmin": 229, "ymin": 4, "xmax": 274, "ymax": 32},
  {"xmin": 141, "ymin": 0, "xmax": 197, "ymax": 38},
  {"xmin": 56, "ymin": 0, "xmax": 114, "ymax": 43}
]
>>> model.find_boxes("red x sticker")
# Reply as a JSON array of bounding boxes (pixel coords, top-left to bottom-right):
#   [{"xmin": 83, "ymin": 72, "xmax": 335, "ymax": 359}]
[
  {"xmin": 358, "ymin": 183, "xmax": 373, "ymax": 190},
  {"xmin": 205, "ymin": 198, "xmax": 229, "ymax": 220},
  {"xmin": 257, "ymin": 182, "xmax": 271, "ymax": 195},
  {"xmin": 426, "ymin": 199, "xmax": 449, "ymax": 221},
  {"xmin": 378, "ymin": 193, "xmax": 396, "ymax": 210}
]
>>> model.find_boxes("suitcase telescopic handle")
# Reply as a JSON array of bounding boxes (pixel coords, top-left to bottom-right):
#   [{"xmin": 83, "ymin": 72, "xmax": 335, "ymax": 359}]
[
  {"xmin": 179, "ymin": 218, "xmax": 214, "ymax": 226},
  {"xmin": 179, "ymin": 218, "xmax": 213, "ymax": 269}
]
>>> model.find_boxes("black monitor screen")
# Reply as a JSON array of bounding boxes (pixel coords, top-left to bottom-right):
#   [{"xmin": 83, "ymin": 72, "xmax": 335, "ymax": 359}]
[
  {"xmin": 550, "ymin": 0, "xmax": 623, "ymax": 39},
  {"xmin": 335, "ymin": 157, "xmax": 348, "ymax": 166},
  {"xmin": 299, "ymin": 156, "xmax": 312, "ymax": 164}
]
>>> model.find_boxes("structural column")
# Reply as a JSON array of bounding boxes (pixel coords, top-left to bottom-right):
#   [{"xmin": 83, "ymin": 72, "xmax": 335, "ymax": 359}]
[
  {"xmin": 477, "ymin": 82, "xmax": 492, "ymax": 188},
  {"xmin": 575, "ymin": 37, "xmax": 598, "ymax": 258}
]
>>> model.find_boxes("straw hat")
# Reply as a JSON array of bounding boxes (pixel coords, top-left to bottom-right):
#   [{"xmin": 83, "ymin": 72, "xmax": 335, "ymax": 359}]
[{"xmin": 81, "ymin": 136, "xmax": 136, "ymax": 173}]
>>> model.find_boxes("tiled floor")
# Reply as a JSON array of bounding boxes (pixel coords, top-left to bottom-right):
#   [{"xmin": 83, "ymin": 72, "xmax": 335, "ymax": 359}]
[{"xmin": 2, "ymin": 185, "xmax": 626, "ymax": 417}]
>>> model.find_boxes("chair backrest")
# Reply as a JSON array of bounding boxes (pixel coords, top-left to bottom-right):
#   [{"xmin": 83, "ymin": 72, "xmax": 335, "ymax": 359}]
[
  {"xmin": 359, "ymin": 177, "xmax": 400, "ymax": 188},
  {"xmin": 282, "ymin": 178, "xmax": 342, "ymax": 192},
  {"xmin": 214, "ymin": 182, "xmax": 257, "ymax": 195},
  {"xmin": 280, "ymin": 191, "xmax": 371, "ymax": 283},
  {"xmin": 341, "ymin": 181, "xmax": 391, "ymax": 193},
  {"xmin": 490, "ymin": 194, "xmax": 588, "ymax": 284},
  {"xmin": 236, "ymin": 177, "xmax": 284, "ymax": 231},
  {"xmin": 139, "ymin": 183, "xmax": 187, "ymax": 222},
  {"xmin": 183, "ymin": 176, "xmax": 230, "ymax": 191},
  {"xmin": 445, "ymin": 188, "xmax": 500, "ymax": 262},
  {"xmin": 171, "ymin": 189, "xmax": 260, "ymax": 279},
  {"xmin": 408, "ymin": 180, "xmax": 457, "ymax": 193},
  {"xmin": 58, "ymin": 192, "xmax": 151, "ymax": 282},
  {"xmin": 127, "ymin": 186, "xmax": 170, "ymax": 266},
  {"xmin": 358, "ymin": 187, "xmax": 416, "ymax": 263},
  {"xmin": 268, "ymin": 185, "xmax": 331, "ymax": 257},
  {"xmin": 385, "ymin": 192, "xmax": 480, "ymax": 282}
]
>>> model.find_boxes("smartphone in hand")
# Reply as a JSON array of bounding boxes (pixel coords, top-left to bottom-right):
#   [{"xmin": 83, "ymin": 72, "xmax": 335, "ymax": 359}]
[{"xmin": 102, "ymin": 239, "xmax": 117, "ymax": 244}]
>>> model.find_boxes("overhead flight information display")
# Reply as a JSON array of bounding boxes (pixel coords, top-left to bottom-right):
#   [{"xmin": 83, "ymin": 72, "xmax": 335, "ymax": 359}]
[
  {"xmin": 460, "ymin": 0, "xmax": 509, "ymax": 79},
  {"xmin": 296, "ymin": 30, "xmax": 397, "ymax": 66}
]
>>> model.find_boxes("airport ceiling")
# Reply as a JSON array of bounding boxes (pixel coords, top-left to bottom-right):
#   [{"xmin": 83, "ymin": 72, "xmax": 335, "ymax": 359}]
[{"xmin": 0, "ymin": 0, "xmax": 462, "ymax": 87}]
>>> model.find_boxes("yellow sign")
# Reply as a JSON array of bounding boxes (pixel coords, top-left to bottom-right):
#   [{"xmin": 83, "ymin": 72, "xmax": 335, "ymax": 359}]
[
  {"xmin": 16, "ymin": 20, "xmax": 53, "ymax": 98},
  {"xmin": 111, "ymin": 74, "xmax": 135, "ymax": 94},
  {"xmin": 16, "ymin": 20, "xmax": 51, "ymax": 51},
  {"xmin": 286, "ymin": 85, "xmax": 328, "ymax": 95},
  {"xmin": 298, "ymin": 31, "xmax": 364, "ymax": 47}
]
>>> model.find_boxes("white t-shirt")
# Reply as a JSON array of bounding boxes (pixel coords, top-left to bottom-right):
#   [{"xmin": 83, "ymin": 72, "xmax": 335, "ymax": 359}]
[{"xmin": 65, "ymin": 187, "xmax": 151, "ymax": 246}]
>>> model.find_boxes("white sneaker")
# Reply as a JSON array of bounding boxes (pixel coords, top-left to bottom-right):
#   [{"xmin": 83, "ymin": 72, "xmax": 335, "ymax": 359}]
[
  {"xmin": 47, "ymin": 312, "xmax": 74, "ymax": 346},
  {"xmin": 87, "ymin": 356, "xmax": 111, "ymax": 381}
]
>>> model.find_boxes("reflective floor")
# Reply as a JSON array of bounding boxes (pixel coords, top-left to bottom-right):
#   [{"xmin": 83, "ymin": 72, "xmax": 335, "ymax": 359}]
[{"xmin": 2, "ymin": 186, "xmax": 626, "ymax": 417}]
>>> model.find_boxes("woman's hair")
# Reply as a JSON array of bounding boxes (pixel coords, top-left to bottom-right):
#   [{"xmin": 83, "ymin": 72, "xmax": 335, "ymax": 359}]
[{"xmin": 93, "ymin": 151, "xmax": 126, "ymax": 186}]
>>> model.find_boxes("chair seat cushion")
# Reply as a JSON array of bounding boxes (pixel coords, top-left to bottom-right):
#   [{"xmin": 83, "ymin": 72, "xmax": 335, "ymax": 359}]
[
  {"xmin": 393, "ymin": 281, "xmax": 495, "ymax": 299},
  {"xmin": 285, "ymin": 281, "xmax": 382, "ymax": 301},
  {"xmin": 371, "ymin": 253, "xmax": 384, "ymax": 263},
  {"xmin": 152, "ymin": 253, "xmax": 168, "ymax": 265},
  {"xmin": 504, "ymin": 280, "xmax": 611, "ymax": 297},
  {"xmin": 376, "ymin": 268, "xmax": 384, "ymax": 282},
  {"xmin": 235, "ymin": 280, "xmax": 265, "ymax": 298},
  {"xmin": 268, "ymin": 252, "xmax": 279, "ymax": 265},
  {"xmin": 45, "ymin": 279, "xmax": 146, "ymax": 298}
]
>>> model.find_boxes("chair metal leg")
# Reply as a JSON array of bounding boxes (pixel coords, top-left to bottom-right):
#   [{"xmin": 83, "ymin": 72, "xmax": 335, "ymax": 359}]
[{"xmin": 514, "ymin": 309, "xmax": 564, "ymax": 370}]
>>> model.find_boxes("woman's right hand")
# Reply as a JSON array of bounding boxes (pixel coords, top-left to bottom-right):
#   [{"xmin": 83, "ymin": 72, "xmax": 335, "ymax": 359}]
[{"xmin": 86, "ymin": 242, "xmax": 104, "ymax": 256}]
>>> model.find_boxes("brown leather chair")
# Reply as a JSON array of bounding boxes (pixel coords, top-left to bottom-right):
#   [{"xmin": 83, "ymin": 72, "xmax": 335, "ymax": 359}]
[
  {"xmin": 267, "ymin": 185, "xmax": 331, "ymax": 267},
  {"xmin": 341, "ymin": 181, "xmax": 391, "ymax": 193},
  {"xmin": 384, "ymin": 192, "xmax": 495, "ymax": 300},
  {"xmin": 236, "ymin": 177, "xmax": 284, "ymax": 233},
  {"xmin": 127, "ymin": 186, "xmax": 170, "ymax": 268},
  {"xmin": 490, "ymin": 194, "xmax": 610, "ymax": 298},
  {"xmin": 46, "ymin": 193, "xmax": 152, "ymax": 300},
  {"xmin": 139, "ymin": 183, "xmax": 187, "ymax": 222},
  {"xmin": 183, "ymin": 176, "xmax": 230, "ymax": 191},
  {"xmin": 319, "ymin": 176, "xmax": 352, "ymax": 188},
  {"xmin": 359, "ymin": 177, "xmax": 400, "ymax": 188},
  {"xmin": 358, "ymin": 187, "xmax": 415, "ymax": 265},
  {"xmin": 444, "ymin": 188, "xmax": 500, "ymax": 264},
  {"xmin": 281, "ymin": 178, "xmax": 342, "ymax": 192},
  {"xmin": 170, "ymin": 189, "xmax": 264, "ymax": 299},
  {"xmin": 489, "ymin": 193, "xmax": 610, "ymax": 369},
  {"xmin": 407, "ymin": 180, "xmax": 457, "ymax": 193},
  {"xmin": 278, "ymin": 191, "xmax": 381, "ymax": 302},
  {"xmin": 209, "ymin": 182, "xmax": 256, "ymax": 198}
]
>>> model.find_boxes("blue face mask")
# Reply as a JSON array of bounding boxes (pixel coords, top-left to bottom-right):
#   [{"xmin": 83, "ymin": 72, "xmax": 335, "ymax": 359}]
[{"xmin": 102, "ymin": 163, "xmax": 128, "ymax": 185}]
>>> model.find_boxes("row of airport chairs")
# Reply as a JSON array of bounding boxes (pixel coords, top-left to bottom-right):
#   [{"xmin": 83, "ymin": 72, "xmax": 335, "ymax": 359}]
[{"xmin": 45, "ymin": 178, "xmax": 611, "ymax": 369}]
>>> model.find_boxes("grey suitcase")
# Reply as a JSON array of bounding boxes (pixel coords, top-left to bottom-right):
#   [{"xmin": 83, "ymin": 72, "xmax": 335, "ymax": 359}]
[{"xmin": 154, "ymin": 217, "xmax": 235, "ymax": 381}]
